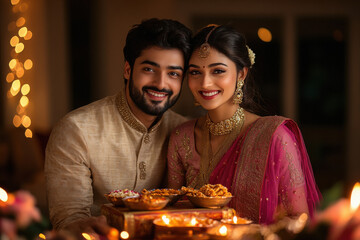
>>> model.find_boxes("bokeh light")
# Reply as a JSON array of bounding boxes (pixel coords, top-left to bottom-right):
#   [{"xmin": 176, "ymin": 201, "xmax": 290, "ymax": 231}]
[{"xmin": 258, "ymin": 27, "xmax": 272, "ymax": 42}]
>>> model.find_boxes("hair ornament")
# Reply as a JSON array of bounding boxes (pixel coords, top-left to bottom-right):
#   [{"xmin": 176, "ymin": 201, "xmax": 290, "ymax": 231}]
[
  {"xmin": 199, "ymin": 24, "xmax": 220, "ymax": 58},
  {"xmin": 246, "ymin": 45, "xmax": 255, "ymax": 67}
]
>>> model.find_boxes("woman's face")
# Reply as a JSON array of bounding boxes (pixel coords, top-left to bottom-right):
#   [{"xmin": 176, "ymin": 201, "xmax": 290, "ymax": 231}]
[{"xmin": 188, "ymin": 47, "xmax": 240, "ymax": 111}]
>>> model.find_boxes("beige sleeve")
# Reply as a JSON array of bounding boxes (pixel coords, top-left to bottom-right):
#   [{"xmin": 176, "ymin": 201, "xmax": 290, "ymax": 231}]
[{"xmin": 44, "ymin": 117, "xmax": 93, "ymax": 230}]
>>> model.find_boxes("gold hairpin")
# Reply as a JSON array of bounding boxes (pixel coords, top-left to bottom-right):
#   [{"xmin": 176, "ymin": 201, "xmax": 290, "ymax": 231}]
[{"xmin": 199, "ymin": 24, "xmax": 219, "ymax": 58}]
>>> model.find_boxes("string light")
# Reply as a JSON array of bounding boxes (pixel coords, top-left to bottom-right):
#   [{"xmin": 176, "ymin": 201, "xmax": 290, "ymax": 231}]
[{"xmin": 6, "ymin": 0, "xmax": 33, "ymax": 138}]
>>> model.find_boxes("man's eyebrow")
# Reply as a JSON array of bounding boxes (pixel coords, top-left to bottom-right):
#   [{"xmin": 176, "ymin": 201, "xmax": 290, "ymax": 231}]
[
  {"xmin": 168, "ymin": 66, "xmax": 184, "ymax": 72},
  {"xmin": 141, "ymin": 60, "xmax": 160, "ymax": 67},
  {"xmin": 189, "ymin": 64, "xmax": 200, "ymax": 68},
  {"xmin": 141, "ymin": 60, "xmax": 184, "ymax": 72}
]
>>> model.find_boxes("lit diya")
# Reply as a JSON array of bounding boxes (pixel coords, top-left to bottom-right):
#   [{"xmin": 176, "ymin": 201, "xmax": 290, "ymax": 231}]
[{"xmin": 153, "ymin": 214, "xmax": 219, "ymax": 239}]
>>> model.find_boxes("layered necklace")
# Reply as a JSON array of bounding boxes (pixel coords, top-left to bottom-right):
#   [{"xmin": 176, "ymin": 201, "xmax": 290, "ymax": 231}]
[
  {"xmin": 205, "ymin": 107, "xmax": 245, "ymax": 136},
  {"xmin": 194, "ymin": 107, "xmax": 246, "ymax": 188}
]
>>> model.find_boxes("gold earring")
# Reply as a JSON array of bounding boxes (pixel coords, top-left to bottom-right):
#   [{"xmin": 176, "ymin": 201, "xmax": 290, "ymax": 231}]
[
  {"xmin": 233, "ymin": 79, "xmax": 244, "ymax": 104},
  {"xmin": 194, "ymin": 99, "xmax": 200, "ymax": 106}
]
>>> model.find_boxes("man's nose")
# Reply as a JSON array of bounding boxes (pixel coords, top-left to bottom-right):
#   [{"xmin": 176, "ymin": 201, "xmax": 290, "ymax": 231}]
[{"xmin": 154, "ymin": 72, "xmax": 167, "ymax": 90}]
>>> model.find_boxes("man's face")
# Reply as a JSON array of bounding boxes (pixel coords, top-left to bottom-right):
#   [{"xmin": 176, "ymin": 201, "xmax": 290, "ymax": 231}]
[{"xmin": 124, "ymin": 47, "xmax": 184, "ymax": 116}]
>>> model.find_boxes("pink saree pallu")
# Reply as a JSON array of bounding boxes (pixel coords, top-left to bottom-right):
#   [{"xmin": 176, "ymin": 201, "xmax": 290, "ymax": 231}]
[{"xmin": 209, "ymin": 116, "xmax": 321, "ymax": 224}]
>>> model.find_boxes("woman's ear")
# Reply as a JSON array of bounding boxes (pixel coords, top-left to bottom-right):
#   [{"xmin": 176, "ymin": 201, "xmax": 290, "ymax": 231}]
[
  {"xmin": 124, "ymin": 61, "xmax": 131, "ymax": 80},
  {"xmin": 239, "ymin": 67, "xmax": 249, "ymax": 81}
]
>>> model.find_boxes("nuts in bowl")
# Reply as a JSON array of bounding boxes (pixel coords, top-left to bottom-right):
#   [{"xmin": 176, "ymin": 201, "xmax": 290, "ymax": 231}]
[
  {"xmin": 104, "ymin": 189, "xmax": 140, "ymax": 207},
  {"xmin": 141, "ymin": 188, "xmax": 184, "ymax": 206},
  {"xmin": 182, "ymin": 184, "xmax": 233, "ymax": 208}
]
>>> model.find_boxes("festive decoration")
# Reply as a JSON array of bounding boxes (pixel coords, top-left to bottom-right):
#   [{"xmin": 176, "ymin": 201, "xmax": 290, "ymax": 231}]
[{"xmin": 6, "ymin": 0, "xmax": 33, "ymax": 138}]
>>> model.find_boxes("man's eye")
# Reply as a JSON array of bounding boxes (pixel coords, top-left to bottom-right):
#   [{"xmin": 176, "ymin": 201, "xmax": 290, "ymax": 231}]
[
  {"xmin": 189, "ymin": 70, "xmax": 200, "ymax": 75},
  {"xmin": 214, "ymin": 69, "xmax": 225, "ymax": 74},
  {"xmin": 169, "ymin": 72, "xmax": 181, "ymax": 77},
  {"xmin": 143, "ymin": 67, "xmax": 154, "ymax": 72}
]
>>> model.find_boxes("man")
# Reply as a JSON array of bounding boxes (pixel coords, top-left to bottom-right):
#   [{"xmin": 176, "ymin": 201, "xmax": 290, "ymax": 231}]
[{"xmin": 45, "ymin": 18, "xmax": 191, "ymax": 233}]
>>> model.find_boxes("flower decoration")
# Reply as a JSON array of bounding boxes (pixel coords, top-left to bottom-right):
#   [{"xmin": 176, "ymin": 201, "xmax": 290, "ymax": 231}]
[{"xmin": 246, "ymin": 45, "xmax": 256, "ymax": 67}]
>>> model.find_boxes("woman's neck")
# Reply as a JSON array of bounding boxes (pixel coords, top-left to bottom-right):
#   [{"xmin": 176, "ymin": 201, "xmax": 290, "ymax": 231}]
[{"xmin": 207, "ymin": 103, "xmax": 239, "ymax": 123}]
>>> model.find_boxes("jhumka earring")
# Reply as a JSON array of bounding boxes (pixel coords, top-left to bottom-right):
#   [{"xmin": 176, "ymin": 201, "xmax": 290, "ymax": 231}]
[{"xmin": 233, "ymin": 79, "xmax": 244, "ymax": 104}]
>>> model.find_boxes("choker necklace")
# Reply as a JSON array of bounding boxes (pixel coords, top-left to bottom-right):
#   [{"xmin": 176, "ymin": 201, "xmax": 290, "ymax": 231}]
[{"xmin": 205, "ymin": 107, "xmax": 245, "ymax": 135}]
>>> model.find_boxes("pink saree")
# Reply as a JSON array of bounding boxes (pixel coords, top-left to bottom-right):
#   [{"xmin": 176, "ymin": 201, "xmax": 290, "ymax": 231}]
[{"xmin": 167, "ymin": 116, "xmax": 321, "ymax": 224}]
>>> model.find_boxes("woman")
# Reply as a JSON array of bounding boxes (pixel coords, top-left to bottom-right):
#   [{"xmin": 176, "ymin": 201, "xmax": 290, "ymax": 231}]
[{"xmin": 167, "ymin": 24, "xmax": 321, "ymax": 224}]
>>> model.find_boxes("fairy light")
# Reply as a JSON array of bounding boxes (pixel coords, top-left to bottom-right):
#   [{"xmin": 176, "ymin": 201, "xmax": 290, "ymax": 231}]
[{"xmin": 6, "ymin": 0, "xmax": 33, "ymax": 138}]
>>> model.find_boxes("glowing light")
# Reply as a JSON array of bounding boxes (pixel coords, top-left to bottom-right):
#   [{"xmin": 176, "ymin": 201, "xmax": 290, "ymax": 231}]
[
  {"xmin": 16, "ymin": 17, "xmax": 26, "ymax": 27},
  {"xmin": 24, "ymin": 30, "xmax": 32, "ymax": 40},
  {"xmin": 22, "ymin": 115, "xmax": 31, "ymax": 128},
  {"xmin": 190, "ymin": 217, "xmax": 197, "ymax": 226},
  {"xmin": 10, "ymin": 36, "xmax": 19, "ymax": 46},
  {"xmin": 10, "ymin": 88, "xmax": 20, "ymax": 96},
  {"xmin": 25, "ymin": 129, "xmax": 33, "ymax": 138},
  {"xmin": 120, "ymin": 231, "xmax": 129, "ymax": 239},
  {"xmin": 15, "ymin": 42, "xmax": 24, "ymax": 53},
  {"xmin": 21, "ymin": 84, "xmax": 30, "ymax": 95},
  {"xmin": 162, "ymin": 215, "xmax": 170, "ymax": 225},
  {"xmin": 81, "ymin": 233, "xmax": 94, "ymax": 240},
  {"xmin": 16, "ymin": 67, "xmax": 25, "ymax": 78},
  {"xmin": 107, "ymin": 228, "xmax": 119, "ymax": 240},
  {"xmin": 11, "ymin": 0, "xmax": 20, "ymax": 5},
  {"xmin": 13, "ymin": 115, "xmax": 21, "ymax": 127},
  {"xmin": 24, "ymin": 59, "xmax": 33, "ymax": 69},
  {"xmin": 0, "ymin": 188, "xmax": 8, "ymax": 202},
  {"xmin": 6, "ymin": 73, "xmax": 15, "ymax": 83},
  {"xmin": 18, "ymin": 27, "xmax": 28, "ymax": 37},
  {"xmin": 258, "ymin": 27, "xmax": 272, "ymax": 42},
  {"xmin": 9, "ymin": 59, "xmax": 17, "ymax": 69},
  {"xmin": 38, "ymin": 233, "xmax": 46, "ymax": 239},
  {"xmin": 19, "ymin": 3, "xmax": 29, "ymax": 12},
  {"xmin": 350, "ymin": 182, "xmax": 360, "ymax": 211},
  {"xmin": 219, "ymin": 225, "xmax": 228, "ymax": 236},
  {"xmin": 12, "ymin": 79, "xmax": 21, "ymax": 91},
  {"xmin": 233, "ymin": 216, "xmax": 238, "ymax": 224},
  {"xmin": 20, "ymin": 96, "xmax": 29, "ymax": 107}
]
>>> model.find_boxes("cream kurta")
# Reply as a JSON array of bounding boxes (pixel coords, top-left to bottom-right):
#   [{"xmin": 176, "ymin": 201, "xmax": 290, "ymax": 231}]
[{"xmin": 45, "ymin": 91, "xmax": 187, "ymax": 230}]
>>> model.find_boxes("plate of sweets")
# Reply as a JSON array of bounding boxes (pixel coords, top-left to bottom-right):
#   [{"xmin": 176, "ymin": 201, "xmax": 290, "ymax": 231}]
[
  {"xmin": 182, "ymin": 184, "xmax": 233, "ymax": 209},
  {"xmin": 104, "ymin": 189, "xmax": 140, "ymax": 207},
  {"xmin": 141, "ymin": 188, "xmax": 185, "ymax": 206},
  {"xmin": 123, "ymin": 194, "xmax": 170, "ymax": 211}
]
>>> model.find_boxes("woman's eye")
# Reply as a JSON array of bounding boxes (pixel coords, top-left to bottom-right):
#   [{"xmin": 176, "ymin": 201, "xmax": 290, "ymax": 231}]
[
  {"xmin": 189, "ymin": 70, "xmax": 200, "ymax": 75},
  {"xmin": 214, "ymin": 69, "xmax": 225, "ymax": 74}
]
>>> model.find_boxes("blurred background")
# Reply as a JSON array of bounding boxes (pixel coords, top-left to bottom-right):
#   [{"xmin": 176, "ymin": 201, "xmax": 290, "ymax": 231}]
[{"xmin": 0, "ymin": 0, "xmax": 359, "ymax": 218}]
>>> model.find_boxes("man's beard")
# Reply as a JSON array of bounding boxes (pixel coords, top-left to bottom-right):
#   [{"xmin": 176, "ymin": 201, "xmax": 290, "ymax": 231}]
[{"xmin": 128, "ymin": 76, "xmax": 180, "ymax": 116}]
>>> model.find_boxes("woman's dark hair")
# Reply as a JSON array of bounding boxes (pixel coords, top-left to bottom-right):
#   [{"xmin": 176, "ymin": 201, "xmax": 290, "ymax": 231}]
[
  {"xmin": 191, "ymin": 25, "xmax": 267, "ymax": 115},
  {"xmin": 123, "ymin": 18, "xmax": 192, "ymax": 84}
]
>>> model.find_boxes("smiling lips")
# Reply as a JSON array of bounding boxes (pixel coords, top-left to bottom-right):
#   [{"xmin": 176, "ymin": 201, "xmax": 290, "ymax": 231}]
[
  {"xmin": 146, "ymin": 89, "xmax": 168, "ymax": 101},
  {"xmin": 199, "ymin": 90, "xmax": 220, "ymax": 100}
]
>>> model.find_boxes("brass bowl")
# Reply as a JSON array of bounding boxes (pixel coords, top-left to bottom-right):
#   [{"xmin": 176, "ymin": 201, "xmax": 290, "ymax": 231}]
[
  {"xmin": 123, "ymin": 196, "xmax": 170, "ymax": 211},
  {"xmin": 187, "ymin": 196, "xmax": 233, "ymax": 209},
  {"xmin": 104, "ymin": 194, "xmax": 125, "ymax": 207}
]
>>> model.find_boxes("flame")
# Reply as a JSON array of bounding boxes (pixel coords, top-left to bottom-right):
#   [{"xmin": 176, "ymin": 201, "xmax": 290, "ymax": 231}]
[
  {"xmin": 120, "ymin": 231, "xmax": 129, "ymax": 239},
  {"xmin": 38, "ymin": 233, "xmax": 46, "ymax": 239},
  {"xmin": 219, "ymin": 225, "xmax": 228, "ymax": 236},
  {"xmin": 0, "ymin": 188, "xmax": 8, "ymax": 202},
  {"xmin": 81, "ymin": 233, "xmax": 94, "ymax": 240},
  {"xmin": 350, "ymin": 182, "xmax": 360, "ymax": 211},
  {"xmin": 162, "ymin": 215, "xmax": 170, "ymax": 225},
  {"xmin": 190, "ymin": 217, "xmax": 197, "ymax": 226},
  {"xmin": 233, "ymin": 216, "xmax": 238, "ymax": 224}
]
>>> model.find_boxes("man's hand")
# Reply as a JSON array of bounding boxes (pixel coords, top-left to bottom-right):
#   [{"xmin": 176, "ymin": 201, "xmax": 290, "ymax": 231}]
[{"xmin": 58, "ymin": 216, "xmax": 119, "ymax": 240}]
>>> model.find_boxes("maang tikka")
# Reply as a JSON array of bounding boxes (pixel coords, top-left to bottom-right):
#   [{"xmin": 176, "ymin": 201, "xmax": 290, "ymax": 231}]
[
  {"xmin": 199, "ymin": 24, "xmax": 219, "ymax": 58},
  {"xmin": 233, "ymin": 79, "xmax": 244, "ymax": 104}
]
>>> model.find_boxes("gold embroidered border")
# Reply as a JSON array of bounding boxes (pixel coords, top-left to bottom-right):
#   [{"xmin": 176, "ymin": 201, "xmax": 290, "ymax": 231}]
[{"xmin": 232, "ymin": 116, "xmax": 286, "ymax": 222}]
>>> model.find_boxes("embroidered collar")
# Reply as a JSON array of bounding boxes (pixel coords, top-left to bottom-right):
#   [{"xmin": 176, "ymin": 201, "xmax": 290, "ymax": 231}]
[{"xmin": 115, "ymin": 89, "xmax": 162, "ymax": 134}]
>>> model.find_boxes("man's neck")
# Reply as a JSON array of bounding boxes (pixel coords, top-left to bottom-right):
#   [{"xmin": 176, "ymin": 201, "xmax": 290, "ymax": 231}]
[{"xmin": 125, "ymin": 89, "xmax": 159, "ymax": 130}]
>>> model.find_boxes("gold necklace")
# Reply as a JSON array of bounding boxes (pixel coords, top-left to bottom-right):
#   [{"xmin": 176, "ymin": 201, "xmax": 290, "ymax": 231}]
[{"xmin": 205, "ymin": 107, "xmax": 245, "ymax": 136}]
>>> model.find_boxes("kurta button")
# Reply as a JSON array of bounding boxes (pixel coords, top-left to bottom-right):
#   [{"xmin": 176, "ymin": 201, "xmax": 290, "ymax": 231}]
[{"xmin": 144, "ymin": 134, "xmax": 150, "ymax": 143}]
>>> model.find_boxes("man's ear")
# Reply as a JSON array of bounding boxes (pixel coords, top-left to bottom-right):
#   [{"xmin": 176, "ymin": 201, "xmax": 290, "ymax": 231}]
[{"xmin": 124, "ymin": 61, "xmax": 131, "ymax": 80}]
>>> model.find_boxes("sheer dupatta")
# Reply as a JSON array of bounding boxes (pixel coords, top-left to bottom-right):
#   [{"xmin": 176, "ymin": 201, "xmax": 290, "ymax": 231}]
[{"xmin": 209, "ymin": 116, "xmax": 321, "ymax": 224}]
